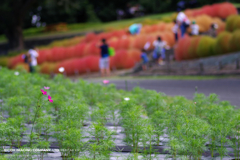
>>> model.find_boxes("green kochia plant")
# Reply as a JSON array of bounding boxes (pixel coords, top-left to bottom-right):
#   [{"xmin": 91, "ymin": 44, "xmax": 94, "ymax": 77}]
[
  {"xmin": 230, "ymin": 110, "xmax": 240, "ymax": 160},
  {"xmin": 177, "ymin": 116, "xmax": 210, "ymax": 160},
  {"xmin": 121, "ymin": 103, "xmax": 145, "ymax": 154},
  {"xmin": 54, "ymin": 120, "xmax": 84, "ymax": 160},
  {"xmin": 91, "ymin": 103, "xmax": 109, "ymax": 126},
  {"xmin": 87, "ymin": 122, "xmax": 115, "ymax": 159},
  {"xmin": 141, "ymin": 123, "xmax": 156, "ymax": 160},
  {"xmin": 6, "ymin": 117, "xmax": 26, "ymax": 148},
  {"xmin": 150, "ymin": 110, "xmax": 167, "ymax": 146},
  {"xmin": 206, "ymin": 104, "xmax": 234, "ymax": 159},
  {"xmin": 35, "ymin": 115, "xmax": 53, "ymax": 141},
  {"xmin": 59, "ymin": 104, "xmax": 89, "ymax": 128}
]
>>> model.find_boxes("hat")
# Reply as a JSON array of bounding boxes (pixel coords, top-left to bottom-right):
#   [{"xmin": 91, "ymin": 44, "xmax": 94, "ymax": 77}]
[{"xmin": 192, "ymin": 21, "xmax": 196, "ymax": 24}]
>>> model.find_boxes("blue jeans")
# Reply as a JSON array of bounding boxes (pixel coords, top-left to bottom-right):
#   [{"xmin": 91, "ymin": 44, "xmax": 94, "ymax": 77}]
[
  {"xmin": 180, "ymin": 23, "xmax": 186, "ymax": 37},
  {"xmin": 153, "ymin": 48, "xmax": 165, "ymax": 60}
]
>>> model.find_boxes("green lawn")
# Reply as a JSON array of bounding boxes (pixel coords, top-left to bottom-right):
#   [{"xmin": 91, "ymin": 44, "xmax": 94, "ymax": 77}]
[
  {"xmin": 233, "ymin": 3, "xmax": 240, "ymax": 8},
  {"xmin": 0, "ymin": 12, "xmax": 172, "ymax": 43}
]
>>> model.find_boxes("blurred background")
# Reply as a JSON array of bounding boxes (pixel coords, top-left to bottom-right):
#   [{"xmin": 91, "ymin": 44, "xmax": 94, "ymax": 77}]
[{"xmin": 0, "ymin": 0, "xmax": 240, "ymax": 76}]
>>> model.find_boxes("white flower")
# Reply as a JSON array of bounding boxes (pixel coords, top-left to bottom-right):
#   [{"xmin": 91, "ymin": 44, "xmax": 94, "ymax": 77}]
[
  {"xmin": 14, "ymin": 72, "xmax": 19, "ymax": 76},
  {"xmin": 58, "ymin": 67, "xmax": 65, "ymax": 73},
  {"xmin": 124, "ymin": 97, "xmax": 130, "ymax": 101}
]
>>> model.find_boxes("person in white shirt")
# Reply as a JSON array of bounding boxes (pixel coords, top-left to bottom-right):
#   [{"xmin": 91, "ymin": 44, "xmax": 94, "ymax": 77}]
[
  {"xmin": 152, "ymin": 37, "xmax": 170, "ymax": 65},
  {"xmin": 190, "ymin": 21, "xmax": 199, "ymax": 36},
  {"xmin": 176, "ymin": 9, "xmax": 190, "ymax": 37},
  {"xmin": 28, "ymin": 48, "xmax": 39, "ymax": 73},
  {"xmin": 172, "ymin": 20, "xmax": 179, "ymax": 42}
]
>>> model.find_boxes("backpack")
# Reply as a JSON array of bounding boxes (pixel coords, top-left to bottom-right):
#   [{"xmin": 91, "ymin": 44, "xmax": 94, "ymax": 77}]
[
  {"xmin": 108, "ymin": 47, "xmax": 115, "ymax": 57},
  {"xmin": 22, "ymin": 54, "xmax": 28, "ymax": 63}
]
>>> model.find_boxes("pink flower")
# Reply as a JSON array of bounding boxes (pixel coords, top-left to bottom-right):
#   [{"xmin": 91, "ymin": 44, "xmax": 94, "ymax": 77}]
[
  {"xmin": 103, "ymin": 80, "xmax": 109, "ymax": 84},
  {"xmin": 48, "ymin": 95, "xmax": 53, "ymax": 103},
  {"xmin": 40, "ymin": 89, "xmax": 47, "ymax": 95},
  {"xmin": 44, "ymin": 86, "xmax": 50, "ymax": 90}
]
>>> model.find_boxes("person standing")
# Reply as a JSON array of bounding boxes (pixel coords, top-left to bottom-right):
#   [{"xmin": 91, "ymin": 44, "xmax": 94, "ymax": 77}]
[
  {"xmin": 172, "ymin": 20, "xmax": 179, "ymax": 42},
  {"xmin": 152, "ymin": 37, "xmax": 169, "ymax": 65},
  {"xmin": 128, "ymin": 23, "xmax": 142, "ymax": 35},
  {"xmin": 28, "ymin": 47, "xmax": 39, "ymax": 73},
  {"xmin": 190, "ymin": 20, "xmax": 199, "ymax": 36},
  {"xmin": 176, "ymin": 9, "xmax": 190, "ymax": 37},
  {"xmin": 98, "ymin": 39, "xmax": 110, "ymax": 77}
]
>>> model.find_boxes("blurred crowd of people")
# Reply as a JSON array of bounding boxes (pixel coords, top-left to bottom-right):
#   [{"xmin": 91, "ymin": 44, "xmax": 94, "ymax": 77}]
[{"xmin": 117, "ymin": 4, "xmax": 145, "ymax": 20}]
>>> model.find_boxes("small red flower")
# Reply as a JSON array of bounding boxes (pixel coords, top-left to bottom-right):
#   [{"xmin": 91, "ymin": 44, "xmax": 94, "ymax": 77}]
[
  {"xmin": 40, "ymin": 89, "xmax": 47, "ymax": 95},
  {"xmin": 48, "ymin": 95, "xmax": 53, "ymax": 103}
]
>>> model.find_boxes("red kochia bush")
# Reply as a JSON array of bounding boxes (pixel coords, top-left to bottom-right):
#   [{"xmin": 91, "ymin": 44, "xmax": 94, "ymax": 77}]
[
  {"xmin": 216, "ymin": 2, "xmax": 238, "ymax": 19},
  {"xmin": 65, "ymin": 46, "xmax": 76, "ymax": 59},
  {"xmin": 8, "ymin": 54, "xmax": 24, "ymax": 68},
  {"xmin": 83, "ymin": 41, "xmax": 100, "ymax": 56},
  {"xmin": 83, "ymin": 56, "xmax": 100, "ymax": 73},
  {"xmin": 74, "ymin": 43, "xmax": 86, "ymax": 58},
  {"xmin": 174, "ymin": 35, "xmax": 191, "ymax": 61},
  {"xmin": 189, "ymin": 2, "xmax": 237, "ymax": 19},
  {"xmin": 38, "ymin": 49, "xmax": 51, "ymax": 64},
  {"xmin": 111, "ymin": 49, "xmax": 128, "ymax": 69},
  {"xmin": 84, "ymin": 32, "xmax": 96, "ymax": 43},
  {"xmin": 118, "ymin": 37, "xmax": 131, "ymax": 49},
  {"xmin": 48, "ymin": 47, "xmax": 66, "ymax": 62},
  {"xmin": 128, "ymin": 49, "xmax": 141, "ymax": 62}
]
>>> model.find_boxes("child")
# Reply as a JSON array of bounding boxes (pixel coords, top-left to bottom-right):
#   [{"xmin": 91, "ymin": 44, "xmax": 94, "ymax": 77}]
[
  {"xmin": 190, "ymin": 20, "xmax": 199, "ymax": 36},
  {"xmin": 152, "ymin": 37, "xmax": 169, "ymax": 65},
  {"xmin": 141, "ymin": 49, "xmax": 148, "ymax": 70},
  {"xmin": 172, "ymin": 20, "xmax": 178, "ymax": 42},
  {"xmin": 208, "ymin": 23, "xmax": 218, "ymax": 37}
]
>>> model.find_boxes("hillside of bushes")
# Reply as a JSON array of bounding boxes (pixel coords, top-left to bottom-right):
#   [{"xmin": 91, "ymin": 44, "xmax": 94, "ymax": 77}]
[
  {"xmin": 0, "ymin": 2, "xmax": 239, "ymax": 75},
  {"xmin": 174, "ymin": 14, "xmax": 240, "ymax": 61}
]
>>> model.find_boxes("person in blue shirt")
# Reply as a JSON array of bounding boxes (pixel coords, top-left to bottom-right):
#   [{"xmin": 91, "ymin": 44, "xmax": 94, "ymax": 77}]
[
  {"xmin": 129, "ymin": 23, "xmax": 142, "ymax": 35},
  {"xmin": 98, "ymin": 39, "xmax": 110, "ymax": 77},
  {"xmin": 141, "ymin": 49, "xmax": 149, "ymax": 70}
]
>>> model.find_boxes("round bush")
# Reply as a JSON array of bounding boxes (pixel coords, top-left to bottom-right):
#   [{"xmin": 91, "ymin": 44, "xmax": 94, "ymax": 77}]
[
  {"xmin": 128, "ymin": 49, "xmax": 141, "ymax": 62},
  {"xmin": 83, "ymin": 56, "xmax": 100, "ymax": 73},
  {"xmin": 84, "ymin": 33, "xmax": 96, "ymax": 43},
  {"xmin": 216, "ymin": 2, "xmax": 238, "ymax": 19},
  {"xmin": 214, "ymin": 31, "xmax": 232, "ymax": 55},
  {"xmin": 40, "ymin": 62, "xmax": 57, "ymax": 74},
  {"xmin": 174, "ymin": 35, "xmax": 190, "ymax": 61},
  {"xmin": 65, "ymin": 46, "xmax": 76, "ymax": 59},
  {"xmin": 229, "ymin": 29, "xmax": 240, "ymax": 52},
  {"xmin": 233, "ymin": 16, "xmax": 240, "ymax": 32},
  {"xmin": 38, "ymin": 49, "xmax": 51, "ymax": 64},
  {"xmin": 8, "ymin": 54, "xmax": 24, "ymax": 69},
  {"xmin": 118, "ymin": 36, "xmax": 131, "ymax": 49},
  {"xmin": 187, "ymin": 36, "xmax": 202, "ymax": 59},
  {"xmin": 226, "ymin": 15, "xmax": 239, "ymax": 32},
  {"xmin": 0, "ymin": 57, "xmax": 9, "ymax": 67},
  {"xmin": 202, "ymin": 5, "xmax": 214, "ymax": 17},
  {"xmin": 197, "ymin": 36, "xmax": 216, "ymax": 58},
  {"xmin": 196, "ymin": 15, "xmax": 212, "ymax": 33},
  {"xmin": 108, "ymin": 37, "xmax": 120, "ymax": 50},
  {"xmin": 74, "ymin": 43, "xmax": 86, "ymax": 58},
  {"xmin": 131, "ymin": 34, "xmax": 147, "ymax": 49}
]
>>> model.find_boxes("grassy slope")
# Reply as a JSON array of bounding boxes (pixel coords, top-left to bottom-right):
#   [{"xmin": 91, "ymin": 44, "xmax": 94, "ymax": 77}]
[{"xmin": 0, "ymin": 12, "xmax": 172, "ymax": 43}]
